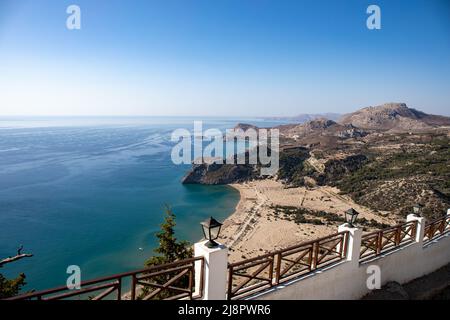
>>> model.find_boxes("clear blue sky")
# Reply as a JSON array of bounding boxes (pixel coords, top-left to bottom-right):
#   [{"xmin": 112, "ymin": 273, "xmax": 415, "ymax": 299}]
[{"xmin": 0, "ymin": 0, "xmax": 449, "ymax": 116}]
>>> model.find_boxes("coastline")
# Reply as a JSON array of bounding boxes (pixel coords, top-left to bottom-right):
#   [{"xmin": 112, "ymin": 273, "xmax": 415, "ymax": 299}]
[{"xmin": 219, "ymin": 179, "xmax": 395, "ymax": 263}]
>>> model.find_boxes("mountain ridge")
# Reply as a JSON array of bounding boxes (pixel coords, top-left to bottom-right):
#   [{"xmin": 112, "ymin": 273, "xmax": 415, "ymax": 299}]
[{"xmin": 339, "ymin": 103, "xmax": 450, "ymax": 131}]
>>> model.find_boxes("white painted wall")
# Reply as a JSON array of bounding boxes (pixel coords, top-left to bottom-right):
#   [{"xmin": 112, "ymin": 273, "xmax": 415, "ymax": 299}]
[
  {"xmin": 249, "ymin": 214, "xmax": 450, "ymax": 300},
  {"xmin": 193, "ymin": 212, "xmax": 450, "ymax": 300}
]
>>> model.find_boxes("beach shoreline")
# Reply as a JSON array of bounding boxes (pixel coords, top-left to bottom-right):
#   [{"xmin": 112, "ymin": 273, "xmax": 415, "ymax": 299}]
[{"xmin": 219, "ymin": 179, "xmax": 395, "ymax": 263}]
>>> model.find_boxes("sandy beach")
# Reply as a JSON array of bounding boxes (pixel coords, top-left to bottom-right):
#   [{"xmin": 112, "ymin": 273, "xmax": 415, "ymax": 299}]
[{"xmin": 219, "ymin": 179, "xmax": 395, "ymax": 263}]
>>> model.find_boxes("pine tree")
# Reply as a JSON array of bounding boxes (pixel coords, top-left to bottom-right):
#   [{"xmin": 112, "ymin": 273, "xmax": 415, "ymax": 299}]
[
  {"xmin": 145, "ymin": 205, "xmax": 193, "ymax": 267},
  {"xmin": 0, "ymin": 246, "xmax": 32, "ymax": 298},
  {"xmin": 0, "ymin": 273, "xmax": 26, "ymax": 299},
  {"xmin": 139, "ymin": 205, "xmax": 193, "ymax": 299}
]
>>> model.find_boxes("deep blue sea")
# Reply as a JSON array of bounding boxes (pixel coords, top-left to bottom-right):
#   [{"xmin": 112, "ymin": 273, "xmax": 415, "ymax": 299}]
[{"xmin": 0, "ymin": 116, "xmax": 286, "ymax": 292}]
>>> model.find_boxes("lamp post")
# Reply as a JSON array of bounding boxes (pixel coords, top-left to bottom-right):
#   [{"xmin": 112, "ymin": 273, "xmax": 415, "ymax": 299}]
[
  {"xmin": 413, "ymin": 203, "xmax": 424, "ymax": 217},
  {"xmin": 200, "ymin": 217, "xmax": 223, "ymax": 248},
  {"xmin": 345, "ymin": 208, "xmax": 359, "ymax": 227}
]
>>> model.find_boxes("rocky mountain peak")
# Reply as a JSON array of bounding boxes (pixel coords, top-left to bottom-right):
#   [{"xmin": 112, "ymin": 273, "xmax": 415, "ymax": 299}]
[{"xmin": 340, "ymin": 103, "xmax": 450, "ymax": 131}]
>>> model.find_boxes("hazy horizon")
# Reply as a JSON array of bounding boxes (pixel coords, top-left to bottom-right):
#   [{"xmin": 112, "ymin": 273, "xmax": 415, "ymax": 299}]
[
  {"xmin": 1, "ymin": 0, "xmax": 449, "ymax": 117},
  {"xmin": 1, "ymin": 101, "xmax": 449, "ymax": 118}
]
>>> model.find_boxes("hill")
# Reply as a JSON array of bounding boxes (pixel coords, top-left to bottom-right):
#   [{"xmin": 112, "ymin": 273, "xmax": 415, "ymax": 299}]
[{"xmin": 339, "ymin": 103, "xmax": 450, "ymax": 132}]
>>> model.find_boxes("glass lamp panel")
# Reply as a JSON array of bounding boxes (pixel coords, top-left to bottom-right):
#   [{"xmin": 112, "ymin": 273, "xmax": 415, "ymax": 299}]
[
  {"xmin": 210, "ymin": 226, "xmax": 221, "ymax": 240},
  {"xmin": 202, "ymin": 224, "xmax": 210, "ymax": 240},
  {"xmin": 351, "ymin": 213, "xmax": 358, "ymax": 225},
  {"xmin": 345, "ymin": 212, "xmax": 350, "ymax": 224}
]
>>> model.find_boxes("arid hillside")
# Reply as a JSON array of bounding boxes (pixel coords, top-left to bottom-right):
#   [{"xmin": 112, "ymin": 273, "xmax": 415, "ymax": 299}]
[
  {"xmin": 339, "ymin": 103, "xmax": 450, "ymax": 131},
  {"xmin": 183, "ymin": 103, "xmax": 450, "ymax": 221}
]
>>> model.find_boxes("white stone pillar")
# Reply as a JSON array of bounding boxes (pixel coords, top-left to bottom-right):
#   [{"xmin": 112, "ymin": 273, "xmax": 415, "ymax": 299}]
[
  {"xmin": 407, "ymin": 214, "xmax": 425, "ymax": 245},
  {"xmin": 194, "ymin": 240, "xmax": 228, "ymax": 300},
  {"xmin": 338, "ymin": 223, "xmax": 362, "ymax": 266},
  {"xmin": 447, "ymin": 209, "xmax": 450, "ymax": 231}
]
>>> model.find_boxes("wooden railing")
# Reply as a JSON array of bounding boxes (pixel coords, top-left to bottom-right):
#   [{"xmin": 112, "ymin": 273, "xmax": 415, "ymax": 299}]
[
  {"xmin": 227, "ymin": 231, "xmax": 348, "ymax": 300},
  {"xmin": 423, "ymin": 216, "xmax": 450, "ymax": 245},
  {"xmin": 359, "ymin": 221, "xmax": 417, "ymax": 262},
  {"xmin": 7, "ymin": 214, "xmax": 449, "ymax": 301},
  {"xmin": 7, "ymin": 257, "xmax": 204, "ymax": 300}
]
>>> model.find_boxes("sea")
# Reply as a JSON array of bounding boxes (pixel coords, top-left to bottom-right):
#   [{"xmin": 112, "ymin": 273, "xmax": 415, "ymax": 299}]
[{"xmin": 0, "ymin": 116, "xmax": 287, "ymax": 292}]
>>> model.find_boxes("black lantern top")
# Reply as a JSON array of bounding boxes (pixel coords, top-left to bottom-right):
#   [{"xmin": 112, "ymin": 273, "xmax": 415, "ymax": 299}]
[
  {"xmin": 201, "ymin": 217, "xmax": 223, "ymax": 248},
  {"xmin": 413, "ymin": 203, "xmax": 424, "ymax": 217},
  {"xmin": 345, "ymin": 208, "xmax": 359, "ymax": 227}
]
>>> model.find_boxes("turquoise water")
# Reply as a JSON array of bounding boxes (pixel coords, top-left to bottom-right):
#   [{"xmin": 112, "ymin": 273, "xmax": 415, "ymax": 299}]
[{"xmin": 0, "ymin": 116, "xmax": 286, "ymax": 292}]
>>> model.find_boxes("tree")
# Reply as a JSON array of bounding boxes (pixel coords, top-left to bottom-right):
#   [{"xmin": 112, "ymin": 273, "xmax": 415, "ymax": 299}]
[
  {"xmin": 145, "ymin": 205, "xmax": 193, "ymax": 267},
  {"xmin": 0, "ymin": 246, "xmax": 33, "ymax": 299},
  {"xmin": 0, "ymin": 273, "xmax": 26, "ymax": 299},
  {"xmin": 139, "ymin": 205, "xmax": 193, "ymax": 300}
]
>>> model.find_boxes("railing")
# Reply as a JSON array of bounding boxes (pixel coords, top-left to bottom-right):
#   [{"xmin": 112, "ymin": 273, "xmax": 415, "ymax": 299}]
[
  {"xmin": 7, "ymin": 214, "xmax": 449, "ymax": 301},
  {"xmin": 7, "ymin": 256, "xmax": 204, "ymax": 300},
  {"xmin": 359, "ymin": 221, "xmax": 417, "ymax": 262},
  {"xmin": 423, "ymin": 216, "xmax": 450, "ymax": 245},
  {"xmin": 227, "ymin": 231, "xmax": 348, "ymax": 300}
]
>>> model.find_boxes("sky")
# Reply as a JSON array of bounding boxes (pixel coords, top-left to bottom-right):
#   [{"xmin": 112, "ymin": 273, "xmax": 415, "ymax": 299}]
[{"xmin": 0, "ymin": 0, "xmax": 449, "ymax": 117}]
